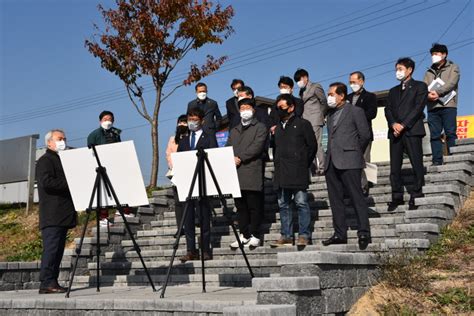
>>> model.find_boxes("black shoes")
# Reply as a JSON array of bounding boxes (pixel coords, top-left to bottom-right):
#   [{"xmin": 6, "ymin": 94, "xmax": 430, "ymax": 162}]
[
  {"xmin": 387, "ymin": 199, "xmax": 404, "ymax": 212},
  {"xmin": 358, "ymin": 235, "xmax": 371, "ymax": 250},
  {"xmin": 322, "ymin": 235, "xmax": 347, "ymax": 246}
]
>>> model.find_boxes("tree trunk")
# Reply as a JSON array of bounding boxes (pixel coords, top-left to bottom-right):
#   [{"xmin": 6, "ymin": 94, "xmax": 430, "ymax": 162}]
[{"xmin": 149, "ymin": 118, "xmax": 159, "ymax": 188}]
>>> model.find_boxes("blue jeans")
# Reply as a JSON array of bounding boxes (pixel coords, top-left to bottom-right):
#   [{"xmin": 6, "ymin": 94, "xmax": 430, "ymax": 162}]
[
  {"xmin": 277, "ymin": 188, "xmax": 311, "ymax": 239},
  {"xmin": 428, "ymin": 107, "xmax": 457, "ymax": 164}
]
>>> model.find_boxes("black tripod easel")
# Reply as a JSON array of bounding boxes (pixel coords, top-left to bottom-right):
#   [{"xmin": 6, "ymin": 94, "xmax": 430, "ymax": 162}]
[
  {"xmin": 66, "ymin": 145, "xmax": 156, "ymax": 297},
  {"xmin": 160, "ymin": 148, "xmax": 254, "ymax": 298}
]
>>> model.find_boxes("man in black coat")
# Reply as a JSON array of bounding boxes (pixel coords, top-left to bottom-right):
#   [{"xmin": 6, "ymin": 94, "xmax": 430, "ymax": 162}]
[
  {"xmin": 177, "ymin": 107, "xmax": 218, "ymax": 263},
  {"xmin": 187, "ymin": 82, "xmax": 222, "ymax": 135},
  {"xmin": 269, "ymin": 76, "xmax": 304, "ymax": 134},
  {"xmin": 271, "ymin": 94, "xmax": 317, "ymax": 247},
  {"xmin": 226, "ymin": 79, "xmax": 245, "ymax": 130},
  {"xmin": 36, "ymin": 129, "xmax": 77, "ymax": 294},
  {"xmin": 322, "ymin": 83, "xmax": 372, "ymax": 249},
  {"xmin": 385, "ymin": 57, "xmax": 428, "ymax": 210},
  {"xmin": 347, "ymin": 71, "xmax": 378, "ymax": 196}
]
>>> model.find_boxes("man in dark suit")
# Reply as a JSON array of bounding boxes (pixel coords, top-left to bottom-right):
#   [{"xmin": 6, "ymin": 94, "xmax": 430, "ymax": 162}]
[
  {"xmin": 385, "ymin": 57, "xmax": 428, "ymax": 210},
  {"xmin": 347, "ymin": 71, "xmax": 378, "ymax": 196},
  {"xmin": 177, "ymin": 107, "xmax": 218, "ymax": 263},
  {"xmin": 187, "ymin": 82, "xmax": 222, "ymax": 135},
  {"xmin": 322, "ymin": 82, "xmax": 371, "ymax": 249},
  {"xmin": 226, "ymin": 79, "xmax": 245, "ymax": 130}
]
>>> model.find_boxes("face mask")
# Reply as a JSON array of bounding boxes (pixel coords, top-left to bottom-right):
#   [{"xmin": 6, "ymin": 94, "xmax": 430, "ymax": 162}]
[
  {"xmin": 101, "ymin": 120, "xmax": 113, "ymax": 130},
  {"xmin": 197, "ymin": 92, "xmax": 207, "ymax": 101},
  {"xmin": 233, "ymin": 89, "xmax": 239, "ymax": 97},
  {"xmin": 431, "ymin": 55, "xmax": 443, "ymax": 64},
  {"xmin": 277, "ymin": 107, "xmax": 290, "ymax": 120},
  {"xmin": 350, "ymin": 84, "xmax": 361, "ymax": 93},
  {"xmin": 327, "ymin": 95, "xmax": 337, "ymax": 108},
  {"xmin": 297, "ymin": 80, "xmax": 306, "ymax": 89},
  {"xmin": 396, "ymin": 70, "xmax": 406, "ymax": 81},
  {"xmin": 279, "ymin": 88, "xmax": 291, "ymax": 95},
  {"xmin": 240, "ymin": 109, "xmax": 254, "ymax": 121},
  {"xmin": 187, "ymin": 120, "xmax": 200, "ymax": 131},
  {"xmin": 176, "ymin": 125, "xmax": 188, "ymax": 136},
  {"xmin": 55, "ymin": 140, "xmax": 66, "ymax": 152}
]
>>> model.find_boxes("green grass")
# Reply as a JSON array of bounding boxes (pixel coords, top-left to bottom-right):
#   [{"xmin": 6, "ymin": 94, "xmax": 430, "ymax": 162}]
[{"xmin": 428, "ymin": 288, "xmax": 473, "ymax": 312}]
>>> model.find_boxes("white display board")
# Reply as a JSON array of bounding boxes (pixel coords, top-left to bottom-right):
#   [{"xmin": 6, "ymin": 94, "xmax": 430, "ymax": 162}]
[
  {"xmin": 171, "ymin": 146, "xmax": 241, "ymax": 202},
  {"xmin": 59, "ymin": 141, "xmax": 149, "ymax": 211}
]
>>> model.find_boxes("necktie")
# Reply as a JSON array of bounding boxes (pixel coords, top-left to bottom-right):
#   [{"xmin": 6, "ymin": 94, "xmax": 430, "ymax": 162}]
[{"xmin": 190, "ymin": 131, "xmax": 196, "ymax": 150}]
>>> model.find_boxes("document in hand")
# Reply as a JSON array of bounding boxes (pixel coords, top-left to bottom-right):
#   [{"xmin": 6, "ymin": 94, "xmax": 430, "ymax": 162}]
[
  {"xmin": 364, "ymin": 162, "xmax": 378, "ymax": 184},
  {"xmin": 428, "ymin": 77, "xmax": 457, "ymax": 105}
]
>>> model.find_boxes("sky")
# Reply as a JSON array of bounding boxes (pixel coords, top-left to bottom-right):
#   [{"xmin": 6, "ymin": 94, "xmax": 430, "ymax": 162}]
[{"xmin": 1, "ymin": 0, "xmax": 473, "ymax": 185}]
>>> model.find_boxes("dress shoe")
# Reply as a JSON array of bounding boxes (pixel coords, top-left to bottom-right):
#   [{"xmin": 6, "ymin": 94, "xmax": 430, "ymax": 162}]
[
  {"xmin": 38, "ymin": 286, "xmax": 67, "ymax": 294},
  {"xmin": 408, "ymin": 198, "xmax": 417, "ymax": 210},
  {"xmin": 387, "ymin": 199, "xmax": 404, "ymax": 212},
  {"xmin": 322, "ymin": 235, "xmax": 347, "ymax": 246},
  {"xmin": 203, "ymin": 252, "xmax": 212, "ymax": 261},
  {"xmin": 179, "ymin": 251, "xmax": 199, "ymax": 263},
  {"xmin": 296, "ymin": 236, "xmax": 309, "ymax": 246},
  {"xmin": 358, "ymin": 235, "xmax": 371, "ymax": 250}
]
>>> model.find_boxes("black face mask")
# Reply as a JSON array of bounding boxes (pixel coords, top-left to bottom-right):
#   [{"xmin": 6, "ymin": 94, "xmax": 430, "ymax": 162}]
[
  {"xmin": 277, "ymin": 107, "xmax": 290, "ymax": 120},
  {"xmin": 175, "ymin": 125, "xmax": 188, "ymax": 144}
]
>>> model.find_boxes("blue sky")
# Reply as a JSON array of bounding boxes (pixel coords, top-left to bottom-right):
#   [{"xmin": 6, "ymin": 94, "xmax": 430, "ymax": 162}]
[{"xmin": 1, "ymin": 0, "xmax": 473, "ymax": 185}]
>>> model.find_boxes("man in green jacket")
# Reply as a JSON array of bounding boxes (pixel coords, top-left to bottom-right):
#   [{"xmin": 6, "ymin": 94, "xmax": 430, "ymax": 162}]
[
  {"xmin": 423, "ymin": 43, "xmax": 460, "ymax": 165},
  {"xmin": 87, "ymin": 110, "xmax": 121, "ymax": 147}
]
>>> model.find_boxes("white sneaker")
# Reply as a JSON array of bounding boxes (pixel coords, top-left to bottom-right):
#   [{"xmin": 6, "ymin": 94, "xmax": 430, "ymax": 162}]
[
  {"xmin": 246, "ymin": 235, "xmax": 261, "ymax": 248},
  {"xmin": 115, "ymin": 211, "xmax": 135, "ymax": 218},
  {"xmin": 99, "ymin": 219, "xmax": 109, "ymax": 227},
  {"xmin": 230, "ymin": 234, "xmax": 249, "ymax": 249}
]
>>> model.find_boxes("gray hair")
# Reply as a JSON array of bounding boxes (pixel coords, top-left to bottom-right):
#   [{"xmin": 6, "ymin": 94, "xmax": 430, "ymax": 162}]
[{"xmin": 44, "ymin": 129, "xmax": 65, "ymax": 146}]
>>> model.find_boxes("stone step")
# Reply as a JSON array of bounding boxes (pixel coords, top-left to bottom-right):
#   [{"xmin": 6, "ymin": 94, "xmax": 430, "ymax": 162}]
[{"xmin": 456, "ymin": 138, "xmax": 474, "ymax": 145}]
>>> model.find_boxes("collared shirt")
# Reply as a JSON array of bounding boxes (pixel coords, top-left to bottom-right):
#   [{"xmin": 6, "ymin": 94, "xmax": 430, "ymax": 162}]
[{"xmin": 190, "ymin": 129, "xmax": 203, "ymax": 148}]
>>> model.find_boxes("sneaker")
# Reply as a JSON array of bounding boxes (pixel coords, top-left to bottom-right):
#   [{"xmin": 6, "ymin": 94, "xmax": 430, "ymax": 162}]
[
  {"xmin": 246, "ymin": 235, "xmax": 261, "ymax": 249},
  {"xmin": 270, "ymin": 237, "xmax": 293, "ymax": 248},
  {"xmin": 296, "ymin": 236, "xmax": 309, "ymax": 246},
  {"xmin": 99, "ymin": 218, "xmax": 110, "ymax": 227},
  {"xmin": 230, "ymin": 234, "xmax": 249, "ymax": 249},
  {"xmin": 115, "ymin": 211, "xmax": 135, "ymax": 218}
]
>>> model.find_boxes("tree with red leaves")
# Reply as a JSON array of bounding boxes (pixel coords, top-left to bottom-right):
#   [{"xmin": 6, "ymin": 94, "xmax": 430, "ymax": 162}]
[{"xmin": 86, "ymin": 0, "xmax": 234, "ymax": 187}]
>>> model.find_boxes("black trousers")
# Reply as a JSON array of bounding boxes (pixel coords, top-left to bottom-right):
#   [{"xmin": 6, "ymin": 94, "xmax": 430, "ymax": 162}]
[
  {"xmin": 40, "ymin": 226, "xmax": 69, "ymax": 288},
  {"xmin": 235, "ymin": 190, "xmax": 263, "ymax": 239},
  {"xmin": 325, "ymin": 161, "xmax": 370, "ymax": 239},
  {"xmin": 389, "ymin": 135, "xmax": 425, "ymax": 200},
  {"xmin": 172, "ymin": 186, "xmax": 184, "ymax": 231},
  {"xmin": 184, "ymin": 200, "xmax": 211, "ymax": 253}
]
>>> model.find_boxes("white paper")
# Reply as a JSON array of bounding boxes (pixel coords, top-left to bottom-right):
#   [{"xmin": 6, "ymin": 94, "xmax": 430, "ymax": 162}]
[
  {"xmin": 428, "ymin": 77, "xmax": 445, "ymax": 91},
  {"xmin": 59, "ymin": 141, "xmax": 149, "ymax": 211},
  {"xmin": 364, "ymin": 162, "xmax": 378, "ymax": 184},
  {"xmin": 171, "ymin": 147, "xmax": 241, "ymax": 202},
  {"xmin": 428, "ymin": 77, "xmax": 456, "ymax": 105}
]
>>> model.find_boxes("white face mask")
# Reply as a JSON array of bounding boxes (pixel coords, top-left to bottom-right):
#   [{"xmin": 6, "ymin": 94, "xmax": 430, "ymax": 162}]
[
  {"xmin": 396, "ymin": 70, "xmax": 406, "ymax": 81},
  {"xmin": 187, "ymin": 120, "xmax": 200, "ymax": 132},
  {"xmin": 350, "ymin": 84, "xmax": 362, "ymax": 93},
  {"xmin": 431, "ymin": 55, "xmax": 443, "ymax": 64},
  {"xmin": 327, "ymin": 95, "xmax": 337, "ymax": 108},
  {"xmin": 197, "ymin": 92, "xmax": 207, "ymax": 101},
  {"xmin": 55, "ymin": 140, "xmax": 66, "ymax": 152},
  {"xmin": 296, "ymin": 80, "xmax": 306, "ymax": 89},
  {"xmin": 233, "ymin": 89, "xmax": 239, "ymax": 97},
  {"xmin": 279, "ymin": 88, "xmax": 291, "ymax": 95},
  {"xmin": 101, "ymin": 120, "xmax": 113, "ymax": 130},
  {"xmin": 240, "ymin": 109, "xmax": 254, "ymax": 122}
]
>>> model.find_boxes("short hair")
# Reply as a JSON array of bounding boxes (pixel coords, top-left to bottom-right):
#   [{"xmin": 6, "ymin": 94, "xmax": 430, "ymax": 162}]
[
  {"xmin": 329, "ymin": 82, "xmax": 348, "ymax": 100},
  {"xmin": 187, "ymin": 107, "xmax": 205, "ymax": 119},
  {"xmin": 195, "ymin": 82, "xmax": 207, "ymax": 91},
  {"xmin": 396, "ymin": 57, "xmax": 415, "ymax": 71},
  {"xmin": 430, "ymin": 43, "xmax": 448, "ymax": 56},
  {"xmin": 238, "ymin": 98, "xmax": 255, "ymax": 108},
  {"xmin": 99, "ymin": 110, "xmax": 114, "ymax": 121},
  {"xmin": 44, "ymin": 129, "xmax": 65, "ymax": 146},
  {"xmin": 238, "ymin": 85, "xmax": 254, "ymax": 98},
  {"xmin": 230, "ymin": 79, "xmax": 245, "ymax": 89},
  {"xmin": 177, "ymin": 114, "xmax": 188, "ymax": 124},
  {"xmin": 294, "ymin": 69, "xmax": 309, "ymax": 82},
  {"xmin": 350, "ymin": 71, "xmax": 365, "ymax": 81},
  {"xmin": 276, "ymin": 94, "xmax": 295, "ymax": 107},
  {"xmin": 278, "ymin": 76, "xmax": 294, "ymax": 88}
]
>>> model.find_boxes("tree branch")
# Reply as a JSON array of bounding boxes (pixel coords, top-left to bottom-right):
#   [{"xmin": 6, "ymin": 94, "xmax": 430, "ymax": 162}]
[
  {"xmin": 126, "ymin": 85, "xmax": 152, "ymax": 123},
  {"xmin": 161, "ymin": 83, "xmax": 185, "ymax": 103}
]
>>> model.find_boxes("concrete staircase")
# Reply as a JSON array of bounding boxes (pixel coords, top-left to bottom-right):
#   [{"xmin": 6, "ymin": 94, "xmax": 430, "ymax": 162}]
[{"xmin": 1, "ymin": 138, "xmax": 472, "ymax": 315}]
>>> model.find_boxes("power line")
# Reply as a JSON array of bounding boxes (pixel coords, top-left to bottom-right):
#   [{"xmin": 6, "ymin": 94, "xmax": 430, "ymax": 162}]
[{"xmin": 0, "ymin": 1, "xmax": 445, "ymax": 124}]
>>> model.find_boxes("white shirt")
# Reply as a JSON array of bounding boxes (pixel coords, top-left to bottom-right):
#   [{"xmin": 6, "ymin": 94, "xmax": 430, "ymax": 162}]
[{"xmin": 190, "ymin": 129, "xmax": 203, "ymax": 148}]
